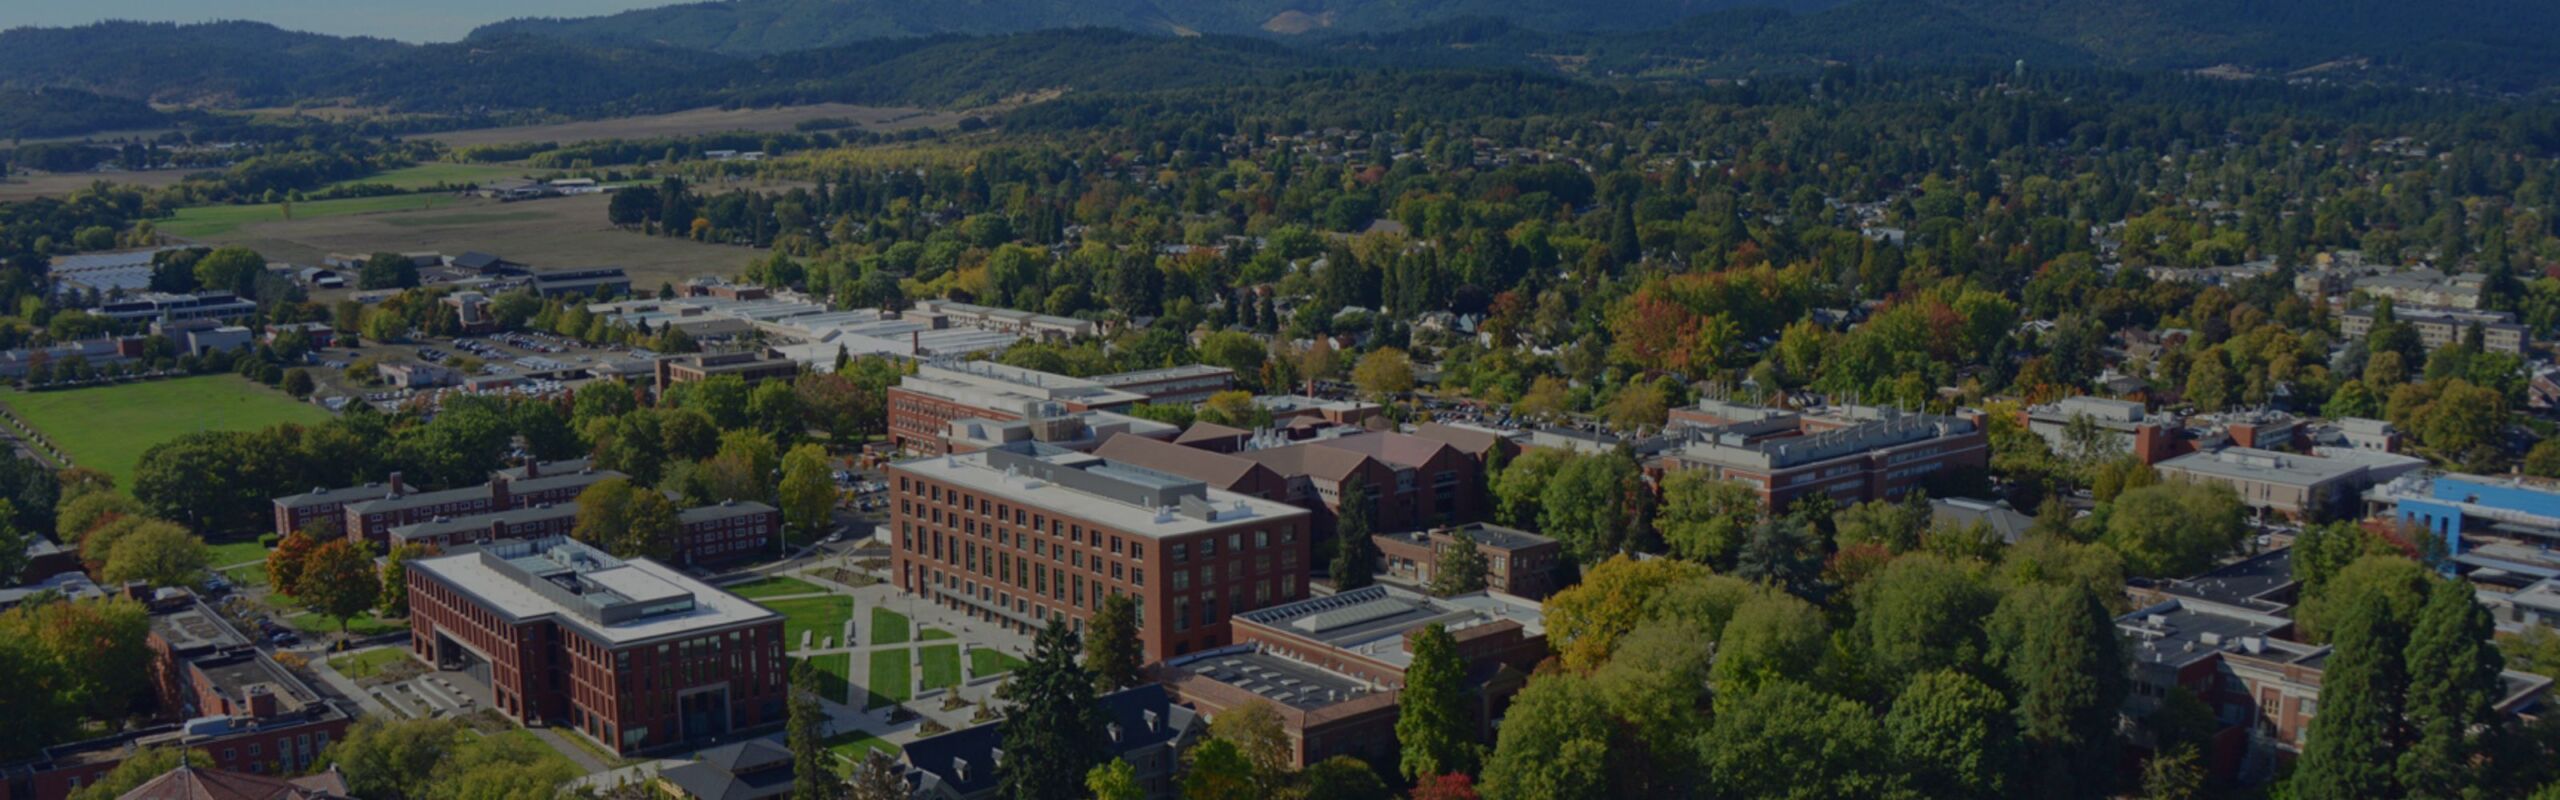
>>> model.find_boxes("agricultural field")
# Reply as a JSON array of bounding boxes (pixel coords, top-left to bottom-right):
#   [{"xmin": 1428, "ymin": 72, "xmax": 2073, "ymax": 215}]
[
  {"xmin": 159, "ymin": 193, "xmax": 469, "ymax": 239},
  {"xmin": 423, "ymin": 103, "xmax": 969, "ymax": 149},
  {"xmin": 167, "ymin": 192, "xmax": 759, "ymax": 291},
  {"xmin": 327, "ymin": 162, "xmax": 531, "ymax": 192},
  {"xmin": 0, "ymin": 168, "xmax": 193, "ymax": 203},
  {"xmin": 0, "ymin": 375, "xmax": 330, "ymax": 487}
]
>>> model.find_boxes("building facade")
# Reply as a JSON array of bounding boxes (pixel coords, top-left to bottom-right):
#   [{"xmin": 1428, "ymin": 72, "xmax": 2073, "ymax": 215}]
[
  {"xmin": 406, "ymin": 538, "xmax": 788, "ymax": 758},
  {"xmin": 1370, "ymin": 523, "xmax": 1564, "ymax": 600},
  {"xmin": 654, "ymin": 352, "xmax": 802, "ymax": 390},
  {"xmin": 889, "ymin": 442, "xmax": 1312, "ymax": 662},
  {"xmin": 886, "ymin": 362, "xmax": 1149, "ymax": 455},
  {"xmin": 1664, "ymin": 407, "xmax": 1990, "ymax": 511},
  {"xmin": 335, "ymin": 459, "xmax": 622, "ymax": 544}
]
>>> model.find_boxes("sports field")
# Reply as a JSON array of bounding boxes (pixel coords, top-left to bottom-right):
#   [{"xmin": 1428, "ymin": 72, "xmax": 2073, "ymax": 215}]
[
  {"xmin": 0, "ymin": 376, "xmax": 329, "ymax": 486},
  {"xmin": 159, "ymin": 194, "xmax": 469, "ymax": 239}
]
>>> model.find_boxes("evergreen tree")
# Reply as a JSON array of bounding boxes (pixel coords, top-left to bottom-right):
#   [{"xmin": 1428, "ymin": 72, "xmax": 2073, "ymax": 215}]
[
  {"xmin": 1332, "ymin": 480, "xmax": 1378, "ymax": 589},
  {"xmin": 788, "ymin": 660, "xmax": 842, "ymax": 800},
  {"xmin": 2293, "ymin": 590, "xmax": 2412, "ymax": 800},
  {"xmin": 1082, "ymin": 593, "xmax": 1144, "ymax": 693},
  {"xmin": 2398, "ymin": 578, "xmax": 2504, "ymax": 798},
  {"xmin": 998, "ymin": 619, "xmax": 1106, "ymax": 800},
  {"xmin": 1398, "ymin": 624, "xmax": 1476, "ymax": 782},
  {"xmin": 1985, "ymin": 584, "xmax": 2127, "ymax": 799}
]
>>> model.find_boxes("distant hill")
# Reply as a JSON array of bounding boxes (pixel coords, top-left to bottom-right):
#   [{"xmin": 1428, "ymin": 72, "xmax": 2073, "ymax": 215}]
[{"xmin": 469, "ymin": 0, "xmax": 1841, "ymax": 55}]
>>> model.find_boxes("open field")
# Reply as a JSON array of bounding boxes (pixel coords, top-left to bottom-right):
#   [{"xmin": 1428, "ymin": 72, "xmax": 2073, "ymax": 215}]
[
  {"xmin": 328, "ymin": 163, "xmax": 531, "ymax": 192},
  {"xmin": 0, "ymin": 168, "xmax": 194, "ymax": 202},
  {"xmin": 170, "ymin": 192, "xmax": 760, "ymax": 290},
  {"xmin": 768, "ymin": 596, "xmax": 855, "ymax": 649},
  {"xmin": 0, "ymin": 376, "xmax": 329, "ymax": 486},
  {"xmin": 207, "ymin": 539, "xmax": 270, "ymax": 569},
  {"xmin": 422, "ymin": 103, "xmax": 972, "ymax": 149},
  {"xmin": 161, "ymin": 194, "xmax": 470, "ymax": 238}
]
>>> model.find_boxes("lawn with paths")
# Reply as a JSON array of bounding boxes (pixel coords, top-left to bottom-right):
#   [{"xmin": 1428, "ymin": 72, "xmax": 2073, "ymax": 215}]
[
  {"xmin": 766, "ymin": 596, "xmax": 855, "ymax": 650},
  {"xmin": 918, "ymin": 627, "xmax": 955, "ymax": 642},
  {"xmin": 798, "ymin": 653, "xmax": 851, "ymax": 704},
  {"xmin": 724, "ymin": 575, "xmax": 824, "ymax": 599},
  {"xmin": 868, "ymin": 648, "xmax": 912, "ymax": 707},
  {"xmin": 919, "ymin": 645, "xmax": 961, "ymax": 691},
  {"xmin": 969, "ymin": 648, "xmax": 1027, "ymax": 678},
  {"xmin": 0, "ymin": 376, "xmax": 329, "ymax": 487},
  {"xmin": 868, "ymin": 606, "xmax": 910, "ymax": 646}
]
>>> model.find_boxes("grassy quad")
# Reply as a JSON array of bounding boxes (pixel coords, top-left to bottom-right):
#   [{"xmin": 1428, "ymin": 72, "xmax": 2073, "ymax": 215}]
[
  {"xmin": 724, "ymin": 575, "xmax": 825, "ymax": 599},
  {"xmin": 327, "ymin": 648, "xmax": 415, "ymax": 680},
  {"xmin": 868, "ymin": 649, "xmax": 911, "ymax": 707},
  {"xmin": 968, "ymin": 648, "xmax": 1027, "ymax": 678},
  {"xmin": 0, "ymin": 376, "xmax": 329, "ymax": 487},
  {"xmin": 766, "ymin": 596, "xmax": 855, "ymax": 650},
  {"xmin": 798, "ymin": 654, "xmax": 852, "ymax": 704},
  {"xmin": 919, "ymin": 645, "xmax": 961, "ymax": 691},
  {"xmin": 824, "ymin": 730, "xmax": 898, "ymax": 763},
  {"xmin": 868, "ymin": 607, "xmax": 911, "ymax": 646}
]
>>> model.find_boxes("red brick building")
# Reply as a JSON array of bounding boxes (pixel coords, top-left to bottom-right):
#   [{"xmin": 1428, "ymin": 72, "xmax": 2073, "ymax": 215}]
[
  {"xmin": 1371, "ymin": 523, "xmax": 1565, "ymax": 600},
  {"xmin": 654, "ymin": 351, "xmax": 801, "ymax": 390},
  {"xmin": 887, "ymin": 362, "xmax": 1148, "ymax": 455},
  {"xmin": 1155, "ymin": 585, "xmax": 1547, "ymax": 768},
  {"xmin": 387, "ymin": 500, "xmax": 782, "ymax": 567},
  {"xmin": 890, "ymin": 442, "xmax": 1312, "ymax": 662},
  {"xmin": 406, "ymin": 537, "xmax": 788, "ymax": 757},
  {"xmin": 1096, "ymin": 428, "xmax": 1491, "ymax": 550},
  {"xmin": 1662, "ymin": 407, "xmax": 1988, "ymax": 511},
  {"xmin": 335, "ymin": 459, "xmax": 622, "ymax": 545},
  {"xmin": 0, "ymin": 595, "xmax": 352, "ymax": 800}
]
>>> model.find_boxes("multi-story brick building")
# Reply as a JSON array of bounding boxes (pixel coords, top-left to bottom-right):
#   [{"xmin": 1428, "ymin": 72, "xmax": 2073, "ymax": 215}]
[
  {"xmin": 889, "ymin": 441, "xmax": 1312, "ymax": 662},
  {"xmin": 1090, "ymin": 365, "xmax": 1238, "ymax": 407},
  {"xmin": 1662, "ymin": 406, "xmax": 1988, "ymax": 511},
  {"xmin": 886, "ymin": 362, "xmax": 1149, "ymax": 455},
  {"xmin": 936, "ymin": 409, "xmax": 1179, "ymax": 456},
  {"xmin": 0, "ymin": 595, "xmax": 353, "ymax": 800},
  {"xmin": 1155, "ymin": 585, "xmax": 1547, "ymax": 768},
  {"xmin": 386, "ymin": 499, "xmax": 782, "ymax": 567},
  {"xmin": 405, "ymin": 538, "xmax": 788, "ymax": 757},
  {"xmin": 1371, "ymin": 523, "xmax": 1564, "ymax": 600},
  {"xmin": 1096, "ymin": 428, "xmax": 1491, "ymax": 550},
  {"xmin": 655, "ymin": 351, "xmax": 802, "ymax": 390},
  {"xmin": 271, "ymin": 481, "xmax": 397, "ymax": 539},
  {"xmin": 2340, "ymin": 304, "xmax": 2528, "ymax": 354},
  {"xmin": 335, "ymin": 459, "xmax": 623, "ymax": 545}
]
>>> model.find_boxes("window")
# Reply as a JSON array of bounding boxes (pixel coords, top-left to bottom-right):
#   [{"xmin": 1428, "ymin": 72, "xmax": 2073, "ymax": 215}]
[{"xmin": 1172, "ymin": 544, "xmax": 1188, "ymax": 562}]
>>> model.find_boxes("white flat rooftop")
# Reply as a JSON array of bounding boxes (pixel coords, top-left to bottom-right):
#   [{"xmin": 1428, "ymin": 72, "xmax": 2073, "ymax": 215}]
[
  {"xmin": 412, "ymin": 542, "xmax": 778, "ymax": 646},
  {"xmin": 894, "ymin": 449, "xmax": 1306, "ymax": 539}
]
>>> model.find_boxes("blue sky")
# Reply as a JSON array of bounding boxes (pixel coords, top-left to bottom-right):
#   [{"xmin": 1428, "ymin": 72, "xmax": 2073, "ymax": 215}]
[{"xmin": 0, "ymin": 0, "xmax": 672, "ymax": 42}]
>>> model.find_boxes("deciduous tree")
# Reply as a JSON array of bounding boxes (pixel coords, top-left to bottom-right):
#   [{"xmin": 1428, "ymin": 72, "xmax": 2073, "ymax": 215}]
[
  {"xmin": 778, "ymin": 443, "xmax": 836, "ymax": 542},
  {"xmin": 1430, "ymin": 535, "xmax": 1489, "ymax": 595},
  {"xmin": 1082, "ymin": 593, "xmax": 1143, "ymax": 693},
  {"xmin": 1885, "ymin": 670, "xmax": 2017, "ymax": 800},
  {"xmin": 297, "ymin": 539, "xmax": 379, "ymax": 633}
]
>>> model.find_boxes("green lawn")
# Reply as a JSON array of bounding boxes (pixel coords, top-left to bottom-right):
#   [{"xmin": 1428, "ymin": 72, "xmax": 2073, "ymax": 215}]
[
  {"xmin": 868, "ymin": 607, "xmax": 910, "ymax": 646},
  {"xmin": 868, "ymin": 649, "xmax": 912, "ymax": 706},
  {"xmin": 799, "ymin": 654, "xmax": 851, "ymax": 704},
  {"xmin": 766, "ymin": 596, "xmax": 855, "ymax": 650},
  {"xmin": 159, "ymin": 194, "xmax": 467, "ymax": 238},
  {"xmin": 206, "ymin": 539, "xmax": 269, "ymax": 568},
  {"xmin": 918, "ymin": 627, "xmax": 955, "ymax": 642},
  {"xmin": 725, "ymin": 575, "xmax": 825, "ymax": 600},
  {"xmin": 328, "ymin": 648, "xmax": 414, "ymax": 680},
  {"xmin": 919, "ymin": 645, "xmax": 961, "ymax": 690},
  {"xmin": 220, "ymin": 562, "xmax": 269, "ymax": 589},
  {"xmin": 825, "ymin": 730, "xmax": 898, "ymax": 764},
  {"xmin": 329, "ymin": 162, "xmax": 527, "ymax": 192},
  {"xmin": 968, "ymin": 648, "xmax": 1027, "ymax": 678},
  {"xmin": 286, "ymin": 611, "xmax": 406, "ymax": 636},
  {"xmin": 0, "ymin": 376, "xmax": 329, "ymax": 487}
]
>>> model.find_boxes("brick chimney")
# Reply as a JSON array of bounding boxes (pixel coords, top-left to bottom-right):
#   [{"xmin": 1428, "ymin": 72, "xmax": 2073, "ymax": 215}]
[
  {"xmin": 388, "ymin": 471, "xmax": 406, "ymax": 496},
  {"xmin": 244, "ymin": 684, "xmax": 278, "ymax": 719},
  {"xmin": 490, "ymin": 472, "xmax": 513, "ymax": 509}
]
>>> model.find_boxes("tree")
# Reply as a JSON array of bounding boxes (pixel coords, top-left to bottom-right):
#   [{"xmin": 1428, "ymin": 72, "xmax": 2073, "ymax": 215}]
[
  {"xmin": 2140, "ymin": 746, "xmax": 2207, "ymax": 800},
  {"xmin": 1701, "ymin": 681, "xmax": 1904, "ymax": 799},
  {"xmin": 65, "ymin": 746, "xmax": 206, "ymax": 800},
  {"xmin": 1198, "ymin": 331, "xmax": 1268, "ymax": 379},
  {"xmin": 380, "ymin": 543, "xmax": 431, "ymax": 617},
  {"xmin": 1332, "ymin": 480, "xmax": 1378, "ymax": 589},
  {"xmin": 1541, "ymin": 556, "xmax": 1739, "ymax": 672},
  {"xmin": 1834, "ymin": 495, "xmax": 1933, "ymax": 553},
  {"xmin": 1851, "ymin": 553, "xmax": 1997, "ymax": 695},
  {"xmin": 1352, "ymin": 347, "xmax": 1417, "ymax": 400},
  {"xmin": 1085, "ymin": 759, "xmax": 1143, "ymax": 800},
  {"xmin": 1480, "ymin": 674, "xmax": 1613, "ymax": 800},
  {"xmin": 1657, "ymin": 470, "xmax": 1760, "ymax": 567},
  {"xmin": 1304, "ymin": 756, "xmax": 1391, "ymax": 800},
  {"xmin": 297, "ymin": 539, "xmax": 379, "ymax": 633},
  {"xmin": 0, "ymin": 511, "xmax": 26, "ymax": 586},
  {"xmin": 2297, "ymin": 554, "xmax": 2430, "ymax": 644},
  {"xmin": 778, "ymin": 444, "xmax": 836, "ymax": 542},
  {"xmin": 1430, "ymin": 535, "xmax": 1490, "ymax": 595},
  {"xmin": 281, "ymin": 368, "xmax": 316, "ymax": 398},
  {"xmin": 1885, "ymin": 670, "xmax": 2017, "ymax": 800},
  {"xmin": 1708, "ymin": 591, "xmax": 1828, "ymax": 698},
  {"xmin": 1398, "ymin": 625, "xmax": 1476, "ymax": 782},
  {"xmin": 789, "ymin": 659, "xmax": 843, "ymax": 800},
  {"xmin": 573, "ymin": 478, "xmax": 684, "ymax": 562},
  {"xmin": 1986, "ymin": 584, "xmax": 2127, "ymax": 799},
  {"xmin": 325, "ymin": 717, "xmax": 466, "ymax": 800},
  {"xmin": 1411, "ymin": 773, "xmax": 1483, "ymax": 800},
  {"xmin": 1083, "ymin": 593, "xmax": 1143, "ymax": 693},
  {"xmin": 267, "ymin": 529, "xmax": 321, "ymax": 600},
  {"xmin": 1210, "ymin": 700, "xmax": 1293, "ymax": 783},
  {"xmin": 2102, "ymin": 483, "xmax": 2248, "ymax": 577},
  {"xmin": 838, "ymin": 749, "xmax": 903, "ymax": 800},
  {"xmin": 2293, "ymin": 590, "xmax": 2412, "ymax": 800},
  {"xmin": 99, "ymin": 521, "xmax": 211, "ymax": 587},
  {"xmin": 0, "ymin": 596, "xmax": 151, "ymax": 736},
  {"xmin": 1588, "ymin": 621, "xmax": 1716, "ymax": 789},
  {"xmin": 57, "ymin": 491, "xmax": 140, "ymax": 544},
  {"xmin": 193, "ymin": 246, "xmax": 266, "ymax": 296},
  {"xmin": 998, "ymin": 619, "xmax": 1106, "ymax": 800},
  {"xmin": 1539, "ymin": 452, "xmax": 1637, "ymax": 562},
  {"xmin": 1182, "ymin": 738, "xmax": 1261, "ymax": 800},
  {"xmin": 2398, "ymin": 577, "xmax": 2504, "ymax": 797},
  {"xmin": 749, "ymin": 379, "xmax": 805, "ymax": 440}
]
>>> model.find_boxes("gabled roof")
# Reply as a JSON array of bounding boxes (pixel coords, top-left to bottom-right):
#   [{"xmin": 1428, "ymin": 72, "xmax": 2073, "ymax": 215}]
[
  {"xmin": 117, "ymin": 764, "xmax": 349, "ymax": 800},
  {"xmin": 1095, "ymin": 434, "xmax": 1273, "ymax": 490},
  {"xmin": 659, "ymin": 739, "xmax": 797, "ymax": 800},
  {"xmin": 1410, "ymin": 422, "xmax": 1510, "ymax": 456},
  {"xmin": 1304, "ymin": 431, "xmax": 1461, "ymax": 470},
  {"xmin": 902, "ymin": 685, "xmax": 1197, "ymax": 798},
  {"xmin": 1174, "ymin": 422, "xmax": 1251, "ymax": 447},
  {"xmin": 1237, "ymin": 441, "xmax": 1378, "ymax": 482}
]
